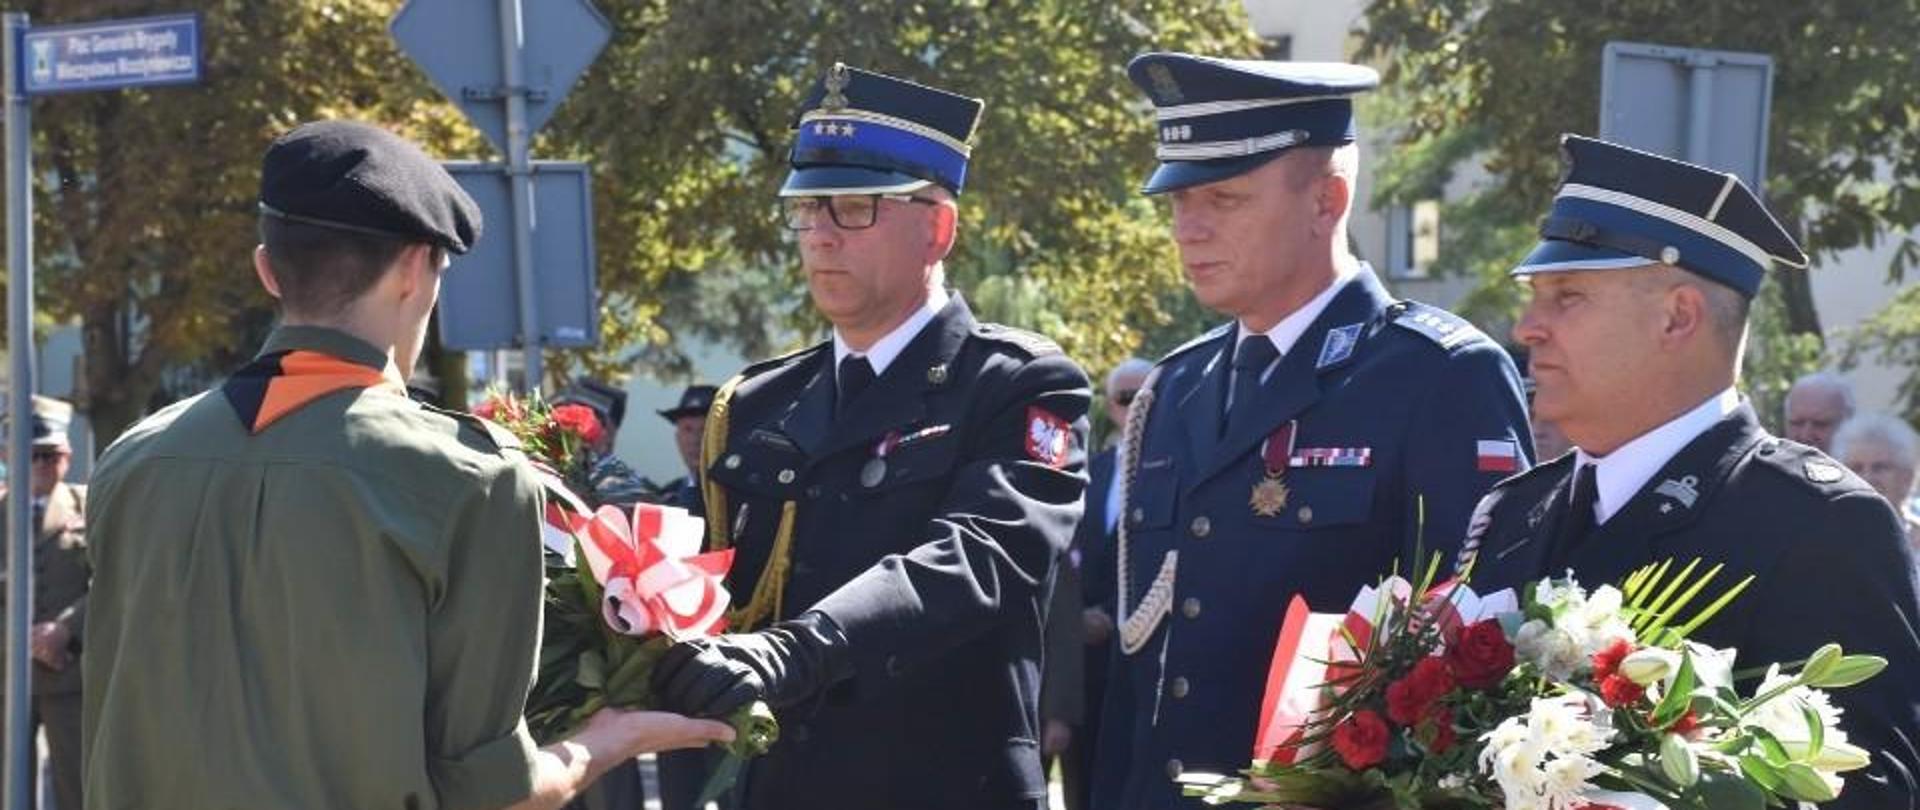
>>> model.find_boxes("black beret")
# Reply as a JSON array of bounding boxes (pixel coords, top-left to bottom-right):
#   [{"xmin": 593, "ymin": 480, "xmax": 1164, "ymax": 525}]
[{"xmin": 258, "ymin": 120, "xmax": 482, "ymax": 254}]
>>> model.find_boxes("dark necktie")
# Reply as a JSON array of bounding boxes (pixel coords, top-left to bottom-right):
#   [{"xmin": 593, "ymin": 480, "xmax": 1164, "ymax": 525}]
[
  {"xmin": 1553, "ymin": 463, "xmax": 1600, "ymax": 565},
  {"xmin": 1225, "ymin": 336, "xmax": 1279, "ymax": 437},
  {"xmin": 837, "ymin": 355, "xmax": 876, "ymax": 416}
]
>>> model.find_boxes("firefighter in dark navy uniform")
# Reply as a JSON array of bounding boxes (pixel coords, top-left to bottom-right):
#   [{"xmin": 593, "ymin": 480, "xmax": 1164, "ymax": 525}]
[
  {"xmin": 1459, "ymin": 135, "xmax": 1920, "ymax": 810},
  {"xmin": 649, "ymin": 64, "xmax": 1092, "ymax": 810}
]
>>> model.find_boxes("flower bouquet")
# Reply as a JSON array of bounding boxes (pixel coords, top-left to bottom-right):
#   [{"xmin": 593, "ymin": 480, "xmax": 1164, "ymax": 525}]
[
  {"xmin": 474, "ymin": 391, "xmax": 776, "ymax": 799},
  {"xmin": 1180, "ymin": 557, "xmax": 1886, "ymax": 810}
]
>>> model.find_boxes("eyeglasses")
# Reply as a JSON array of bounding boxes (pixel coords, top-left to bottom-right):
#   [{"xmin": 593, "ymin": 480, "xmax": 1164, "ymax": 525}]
[
  {"xmin": 782, "ymin": 194, "xmax": 939, "ymax": 231},
  {"xmin": 30, "ymin": 449, "xmax": 65, "ymax": 464},
  {"xmin": 1110, "ymin": 389, "xmax": 1140, "ymax": 407}
]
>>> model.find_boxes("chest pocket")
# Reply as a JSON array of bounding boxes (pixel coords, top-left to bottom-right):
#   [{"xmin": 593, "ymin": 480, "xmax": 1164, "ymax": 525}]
[
  {"xmin": 1126, "ymin": 456, "xmax": 1177, "ymax": 530},
  {"xmin": 1250, "ymin": 465, "xmax": 1376, "ymax": 530},
  {"xmin": 860, "ymin": 431, "xmax": 962, "ymax": 495},
  {"xmin": 706, "ymin": 438, "xmax": 808, "ymax": 502}
]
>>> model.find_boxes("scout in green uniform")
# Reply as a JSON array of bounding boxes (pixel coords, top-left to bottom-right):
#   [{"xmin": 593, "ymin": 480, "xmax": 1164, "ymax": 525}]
[
  {"xmin": 80, "ymin": 120, "xmax": 730, "ymax": 810},
  {"xmin": 1, "ymin": 396, "xmax": 88, "ymax": 810}
]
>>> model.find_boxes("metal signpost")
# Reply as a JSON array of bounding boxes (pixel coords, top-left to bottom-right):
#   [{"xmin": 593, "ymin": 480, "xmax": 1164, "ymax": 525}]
[
  {"xmin": 5, "ymin": 14, "xmax": 200, "ymax": 810},
  {"xmin": 391, "ymin": 0, "xmax": 610, "ymax": 392},
  {"xmin": 1600, "ymin": 42, "xmax": 1775, "ymax": 190}
]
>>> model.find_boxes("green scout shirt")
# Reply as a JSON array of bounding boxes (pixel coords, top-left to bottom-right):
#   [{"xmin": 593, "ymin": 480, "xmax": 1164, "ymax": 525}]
[{"xmin": 82, "ymin": 326, "xmax": 545, "ymax": 810}]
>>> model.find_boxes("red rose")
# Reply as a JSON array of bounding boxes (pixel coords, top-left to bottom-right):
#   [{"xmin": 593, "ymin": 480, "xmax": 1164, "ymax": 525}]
[
  {"xmin": 1331, "ymin": 709, "xmax": 1390, "ymax": 770},
  {"xmin": 551, "ymin": 404, "xmax": 606, "ymax": 446},
  {"xmin": 1590, "ymin": 638, "xmax": 1634, "ymax": 682},
  {"xmin": 1445, "ymin": 618, "xmax": 1516, "ymax": 689},
  {"xmin": 1599, "ymin": 674, "xmax": 1646, "ymax": 708},
  {"xmin": 1420, "ymin": 706, "xmax": 1457, "ymax": 754},
  {"xmin": 1385, "ymin": 657, "xmax": 1456, "ymax": 726}
]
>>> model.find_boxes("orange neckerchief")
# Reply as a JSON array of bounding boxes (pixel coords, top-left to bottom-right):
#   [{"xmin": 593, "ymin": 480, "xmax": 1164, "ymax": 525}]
[{"xmin": 221, "ymin": 349, "xmax": 402, "ymax": 434}]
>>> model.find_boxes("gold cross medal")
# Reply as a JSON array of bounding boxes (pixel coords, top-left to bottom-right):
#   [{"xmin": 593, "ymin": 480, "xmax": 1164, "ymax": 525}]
[{"xmin": 1250, "ymin": 421, "xmax": 1297, "ymax": 517}]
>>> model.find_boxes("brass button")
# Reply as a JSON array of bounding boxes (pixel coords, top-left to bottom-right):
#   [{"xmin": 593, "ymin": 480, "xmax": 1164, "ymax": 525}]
[
  {"xmin": 1297, "ymin": 505, "xmax": 1314, "ymax": 524},
  {"xmin": 777, "ymin": 469, "xmax": 796, "ymax": 484},
  {"xmin": 1166, "ymin": 759, "xmax": 1184, "ymax": 779},
  {"xmin": 1169, "ymin": 676, "xmax": 1190, "ymax": 699},
  {"xmin": 724, "ymin": 454, "xmax": 742, "ymax": 470},
  {"xmin": 1181, "ymin": 597, "xmax": 1202, "ymax": 619},
  {"xmin": 1189, "ymin": 516, "xmax": 1211, "ymax": 538}
]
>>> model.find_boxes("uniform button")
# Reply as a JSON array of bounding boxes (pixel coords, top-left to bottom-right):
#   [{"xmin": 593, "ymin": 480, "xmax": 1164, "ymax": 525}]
[
  {"xmin": 805, "ymin": 485, "xmax": 823, "ymax": 499},
  {"xmin": 1297, "ymin": 505, "xmax": 1314, "ymax": 524},
  {"xmin": 1181, "ymin": 597, "xmax": 1202, "ymax": 619},
  {"xmin": 1189, "ymin": 516, "xmax": 1211, "ymax": 538},
  {"xmin": 885, "ymin": 655, "xmax": 905, "ymax": 677},
  {"xmin": 724, "ymin": 454, "xmax": 742, "ymax": 469},
  {"xmin": 1169, "ymin": 676, "xmax": 1190, "ymax": 699},
  {"xmin": 1166, "ymin": 759, "xmax": 1184, "ymax": 779},
  {"xmin": 1131, "ymin": 507, "xmax": 1145, "ymax": 525},
  {"xmin": 777, "ymin": 469, "xmax": 796, "ymax": 484}
]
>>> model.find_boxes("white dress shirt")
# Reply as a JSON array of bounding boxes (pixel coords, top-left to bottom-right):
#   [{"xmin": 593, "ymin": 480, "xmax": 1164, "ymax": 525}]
[
  {"xmin": 1575, "ymin": 387, "xmax": 1741, "ymax": 525},
  {"xmin": 833, "ymin": 286, "xmax": 951, "ymax": 376}
]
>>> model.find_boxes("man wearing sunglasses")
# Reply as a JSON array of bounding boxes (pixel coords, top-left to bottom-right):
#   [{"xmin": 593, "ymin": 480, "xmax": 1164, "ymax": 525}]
[
  {"xmin": 1, "ymin": 396, "xmax": 87, "ymax": 810},
  {"xmin": 652, "ymin": 64, "xmax": 1092, "ymax": 810}
]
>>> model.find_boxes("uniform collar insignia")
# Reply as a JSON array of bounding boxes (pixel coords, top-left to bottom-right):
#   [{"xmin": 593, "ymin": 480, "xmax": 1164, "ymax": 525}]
[
  {"xmin": 1654, "ymin": 475, "xmax": 1701, "ymax": 510},
  {"xmin": 1316, "ymin": 322, "xmax": 1363, "ymax": 369}
]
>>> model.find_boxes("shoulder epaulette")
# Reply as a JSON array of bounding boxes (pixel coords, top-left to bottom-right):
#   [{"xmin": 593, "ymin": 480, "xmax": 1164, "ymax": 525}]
[
  {"xmin": 1389, "ymin": 301, "xmax": 1491, "ymax": 352},
  {"xmin": 1753, "ymin": 438, "xmax": 1862, "ymax": 491},
  {"xmin": 1489, "ymin": 448, "xmax": 1574, "ymax": 493},
  {"xmin": 736, "ymin": 340, "xmax": 830, "ymax": 382},
  {"xmin": 425, "ymin": 404, "xmax": 523, "ymax": 453},
  {"xmin": 972, "ymin": 322, "xmax": 1062, "ymax": 358},
  {"xmin": 1157, "ymin": 322, "xmax": 1233, "ymax": 366}
]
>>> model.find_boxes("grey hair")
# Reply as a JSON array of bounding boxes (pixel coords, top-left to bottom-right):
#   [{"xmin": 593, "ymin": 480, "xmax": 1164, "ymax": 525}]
[
  {"xmin": 1789, "ymin": 371, "xmax": 1858, "ymax": 417},
  {"xmin": 1106, "ymin": 357, "xmax": 1153, "ymax": 390},
  {"xmin": 1832, "ymin": 412, "xmax": 1920, "ymax": 471}
]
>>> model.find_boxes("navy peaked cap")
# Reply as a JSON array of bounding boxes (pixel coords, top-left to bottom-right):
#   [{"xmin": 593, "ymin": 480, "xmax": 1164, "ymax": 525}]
[
  {"xmin": 259, "ymin": 120, "xmax": 482, "ymax": 254},
  {"xmin": 1127, "ymin": 53, "xmax": 1378, "ymax": 194},
  {"xmin": 783, "ymin": 63, "xmax": 984, "ymax": 197},
  {"xmin": 1514, "ymin": 135, "xmax": 1807, "ymax": 298}
]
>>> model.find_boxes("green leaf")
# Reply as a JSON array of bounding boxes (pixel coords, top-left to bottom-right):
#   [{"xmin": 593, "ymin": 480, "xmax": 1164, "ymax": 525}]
[
  {"xmin": 576, "ymin": 650, "xmax": 606, "ymax": 690},
  {"xmin": 1803, "ymin": 703, "xmax": 1826, "ymax": 759},
  {"xmin": 1799, "ymin": 643, "xmax": 1842, "ymax": 685},
  {"xmin": 1652, "ymin": 650, "xmax": 1698, "ymax": 727},
  {"xmin": 1777, "ymin": 763, "xmax": 1839, "ymax": 802},
  {"xmin": 1810, "ymin": 655, "xmax": 1888, "ymax": 688},
  {"xmin": 1738, "ymin": 754, "xmax": 1784, "ymax": 792},
  {"xmin": 1692, "ymin": 768, "xmax": 1769, "ymax": 810}
]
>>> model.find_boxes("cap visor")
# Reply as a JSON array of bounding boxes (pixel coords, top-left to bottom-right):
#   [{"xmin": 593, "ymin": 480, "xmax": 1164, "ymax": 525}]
[
  {"xmin": 1140, "ymin": 151, "xmax": 1289, "ymax": 195},
  {"xmin": 1511, "ymin": 239, "xmax": 1659, "ymax": 276},
  {"xmin": 780, "ymin": 166, "xmax": 932, "ymax": 197}
]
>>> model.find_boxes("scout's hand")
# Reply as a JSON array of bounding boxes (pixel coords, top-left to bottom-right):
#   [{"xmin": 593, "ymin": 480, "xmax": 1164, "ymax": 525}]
[
  {"xmin": 652, "ymin": 611, "xmax": 851, "ymax": 715},
  {"xmin": 575, "ymin": 707, "xmax": 736, "ymax": 759},
  {"xmin": 1042, "ymin": 719, "xmax": 1072, "ymax": 757},
  {"xmin": 1082, "ymin": 606, "xmax": 1115, "ymax": 645}
]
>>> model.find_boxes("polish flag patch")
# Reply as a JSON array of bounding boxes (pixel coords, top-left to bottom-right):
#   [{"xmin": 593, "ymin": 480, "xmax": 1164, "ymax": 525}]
[
  {"xmin": 1476, "ymin": 439, "xmax": 1520, "ymax": 473},
  {"xmin": 1026, "ymin": 406, "xmax": 1072, "ymax": 468}
]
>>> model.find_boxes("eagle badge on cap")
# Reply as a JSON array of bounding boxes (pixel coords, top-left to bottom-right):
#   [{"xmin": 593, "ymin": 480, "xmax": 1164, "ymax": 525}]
[
  {"xmin": 1145, "ymin": 62, "xmax": 1183, "ymax": 104},
  {"xmin": 822, "ymin": 62, "xmax": 851, "ymax": 111}
]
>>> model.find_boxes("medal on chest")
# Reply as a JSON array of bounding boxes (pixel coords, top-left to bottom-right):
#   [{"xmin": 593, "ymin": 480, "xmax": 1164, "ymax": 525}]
[
  {"xmin": 1251, "ymin": 420, "xmax": 1297, "ymax": 517},
  {"xmin": 862, "ymin": 431, "xmax": 899, "ymax": 488}
]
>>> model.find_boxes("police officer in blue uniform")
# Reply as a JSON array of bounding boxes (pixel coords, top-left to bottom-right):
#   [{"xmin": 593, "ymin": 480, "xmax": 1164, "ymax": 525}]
[
  {"xmin": 1091, "ymin": 53, "xmax": 1534, "ymax": 809},
  {"xmin": 650, "ymin": 63, "xmax": 1092, "ymax": 810},
  {"xmin": 1460, "ymin": 135, "xmax": 1920, "ymax": 810}
]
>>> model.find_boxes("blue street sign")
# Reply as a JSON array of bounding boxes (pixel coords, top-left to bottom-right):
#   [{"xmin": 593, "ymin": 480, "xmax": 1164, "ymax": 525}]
[
  {"xmin": 22, "ymin": 13, "xmax": 201, "ymax": 96},
  {"xmin": 437, "ymin": 161, "xmax": 600, "ymax": 351}
]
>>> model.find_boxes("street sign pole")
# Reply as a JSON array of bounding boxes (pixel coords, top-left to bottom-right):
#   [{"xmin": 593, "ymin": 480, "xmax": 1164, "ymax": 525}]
[
  {"xmin": 497, "ymin": 0, "xmax": 542, "ymax": 393},
  {"xmin": 3, "ymin": 14, "xmax": 33, "ymax": 810}
]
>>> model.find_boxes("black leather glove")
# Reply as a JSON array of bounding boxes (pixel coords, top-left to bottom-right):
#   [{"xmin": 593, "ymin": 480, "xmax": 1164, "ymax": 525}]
[{"xmin": 651, "ymin": 610, "xmax": 853, "ymax": 718}]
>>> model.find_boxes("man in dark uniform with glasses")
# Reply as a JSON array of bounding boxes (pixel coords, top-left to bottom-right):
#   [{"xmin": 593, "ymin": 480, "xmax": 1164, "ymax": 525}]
[{"xmin": 650, "ymin": 63, "xmax": 1092, "ymax": 810}]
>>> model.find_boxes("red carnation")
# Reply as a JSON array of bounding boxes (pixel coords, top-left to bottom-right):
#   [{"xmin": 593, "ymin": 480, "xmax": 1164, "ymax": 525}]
[
  {"xmin": 1599, "ymin": 674, "xmax": 1646, "ymax": 708},
  {"xmin": 1331, "ymin": 709, "xmax": 1391, "ymax": 770},
  {"xmin": 551, "ymin": 404, "xmax": 606, "ymax": 446},
  {"xmin": 1664, "ymin": 709, "xmax": 1701, "ymax": 736},
  {"xmin": 1385, "ymin": 657, "xmax": 1456, "ymax": 726},
  {"xmin": 1445, "ymin": 618, "xmax": 1516, "ymax": 689},
  {"xmin": 1590, "ymin": 638, "xmax": 1634, "ymax": 682}
]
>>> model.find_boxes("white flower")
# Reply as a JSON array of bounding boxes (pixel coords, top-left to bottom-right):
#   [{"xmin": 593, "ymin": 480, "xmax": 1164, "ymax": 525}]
[
  {"xmin": 1479, "ymin": 693, "xmax": 1617, "ymax": 810},
  {"xmin": 1516, "ymin": 620, "xmax": 1586, "ymax": 681}
]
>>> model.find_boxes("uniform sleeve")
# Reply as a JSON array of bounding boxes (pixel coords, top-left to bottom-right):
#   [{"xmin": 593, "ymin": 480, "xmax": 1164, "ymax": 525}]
[
  {"xmin": 1078, "ymin": 451, "xmax": 1119, "ymax": 614},
  {"xmin": 810, "ymin": 351, "xmax": 1092, "ymax": 682},
  {"xmin": 1401, "ymin": 342, "xmax": 1533, "ymax": 570},
  {"xmin": 1041, "ymin": 552, "xmax": 1086, "ymax": 725},
  {"xmin": 425, "ymin": 462, "xmax": 546, "ymax": 810},
  {"xmin": 1747, "ymin": 491, "xmax": 1920, "ymax": 810}
]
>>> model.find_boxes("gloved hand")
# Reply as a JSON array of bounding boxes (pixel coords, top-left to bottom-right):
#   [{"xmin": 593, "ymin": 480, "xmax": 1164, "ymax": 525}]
[{"xmin": 651, "ymin": 610, "xmax": 853, "ymax": 718}]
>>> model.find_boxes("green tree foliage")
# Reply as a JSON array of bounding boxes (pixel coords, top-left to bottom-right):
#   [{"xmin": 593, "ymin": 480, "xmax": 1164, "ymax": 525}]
[
  {"xmin": 22, "ymin": 0, "xmax": 477, "ymax": 445},
  {"xmin": 539, "ymin": 0, "xmax": 1256, "ymax": 383},
  {"xmin": 1359, "ymin": 0, "xmax": 1920, "ymax": 414}
]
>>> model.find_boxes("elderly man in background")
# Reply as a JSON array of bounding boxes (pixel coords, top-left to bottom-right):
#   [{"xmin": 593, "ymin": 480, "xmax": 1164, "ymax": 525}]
[
  {"xmin": 1784, "ymin": 371, "xmax": 1856, "ymax": 453},
  {"xmin": 1834, "ymin": 412, "xmax": 1920, "ymax": 550}
]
